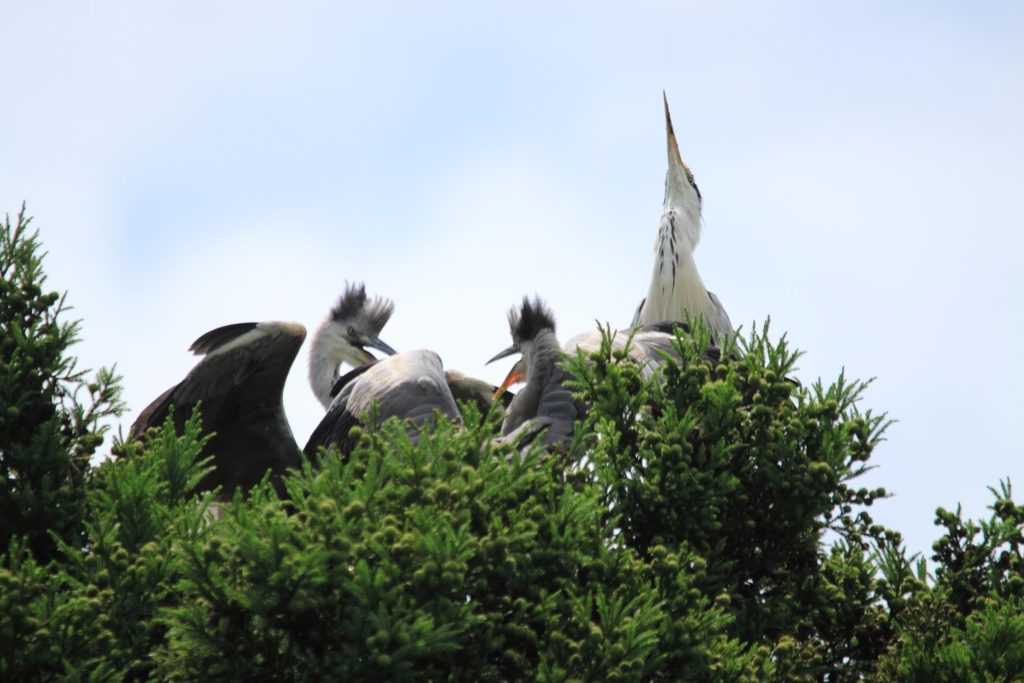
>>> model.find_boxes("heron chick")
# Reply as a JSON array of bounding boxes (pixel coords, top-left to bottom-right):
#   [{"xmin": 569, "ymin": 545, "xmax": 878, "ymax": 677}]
[
  {"xmin": 487, "ymin": 296, "xmax": 587, "ymax": 451},
  {"xmin": 131, "ymin": 321, "xmax": 306, "ymax": 499},
  {"xmin": 308, "ymin": 282, "xmax": 397, "ymax": 409},
  {"xmin": 632, "ymin": 93, "xmax": 733, "ymax": 344}
]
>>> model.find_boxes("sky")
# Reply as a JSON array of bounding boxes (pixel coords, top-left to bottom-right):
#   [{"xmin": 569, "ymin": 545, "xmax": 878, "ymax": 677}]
[{"xmin": 2, "ymin": 1, "xmax": 1022, "ymax": 562}]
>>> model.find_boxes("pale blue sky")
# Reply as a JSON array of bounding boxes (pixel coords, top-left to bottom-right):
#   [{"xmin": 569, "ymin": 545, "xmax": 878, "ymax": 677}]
[{"xmin": 3, "ymin": 2, "xmax": 1022, "ymax": 561}]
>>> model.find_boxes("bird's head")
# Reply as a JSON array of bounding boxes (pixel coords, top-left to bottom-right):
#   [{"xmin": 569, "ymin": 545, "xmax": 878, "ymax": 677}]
[
  {"xmin": 323, "ymin": 282, "xmax": 397, "ymax": 366},
  {"xmin": 663, "ymin": 92, "xmax": 702, "ymax": 208},
  {"xmin": 309, "ymin": 283, "xmax": 397, "ymax": 409},
  {"xmin": 486, "ymin": 296, "xmax": 557, "ymax": 392}
]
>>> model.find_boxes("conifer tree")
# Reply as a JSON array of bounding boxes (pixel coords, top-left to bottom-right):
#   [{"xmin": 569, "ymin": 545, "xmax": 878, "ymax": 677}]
[
  {"xmin": 7, "ymin": 205, "xmax": 1024, "ymax": 682},
  {"xmin": 0, "ymin": 204, "xmax": 124, "ymax": 563}
]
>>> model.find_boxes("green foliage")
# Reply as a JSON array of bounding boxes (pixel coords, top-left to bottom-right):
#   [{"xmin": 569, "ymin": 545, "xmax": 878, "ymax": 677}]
[
  {"xmin": 9, "ymin": 205, "xmax": 1024, "ymax": 681},
  {"xmin": 157, "ymin": 414, "xmax": 755, "ymax": 682},
  {"xmin": 1, "ymin": 410, "xmax": 212, "ymax": 682},
  {"xmin": 563, "ymin": 319, "xmax": 895, "ymax": 681},
  {"xmin": 873, "ymin": 483, "xmax": 1024, "ymax": 683},
  {"xmin": 0, "ymin": 204, "xmax": 125, "ymax": 563}
]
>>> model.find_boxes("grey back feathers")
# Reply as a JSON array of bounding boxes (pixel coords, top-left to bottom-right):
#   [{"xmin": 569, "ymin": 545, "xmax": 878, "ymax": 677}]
[
  {"xmin": 495, "ymin": 299, "xmax": 587, "ymax": 453},
  {"xmin": 130, "ymin": 321, "xmax": 306, "ymax": 500},
  {"xmin": 565, "ymin": 321, "xmax": 721, "ymax": 382},
  {"xmin": 304, "ymin": 350, "xmax": 460, "ymax": 460}
]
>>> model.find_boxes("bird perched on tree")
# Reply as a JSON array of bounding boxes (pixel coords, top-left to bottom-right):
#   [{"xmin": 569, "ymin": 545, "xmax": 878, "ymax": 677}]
[
  {"xmin": 487, "ymin": 300, "xmax": 723, "ymax": 454},
  {"xmin": 130, "ymin": 321, "xmax": 307, "ymax": 499},
  {"xmin": 632, "ymin": 93, "xmax": 733, "ymax": 344},
  {"xmin": 487, "ymin": 297, "xmax": 588, "ymax": 452},
  {"xmin": 564, "ymin": 322, "xmax": 720, "ymax": 382},
  {"xmin": 304, "ymin": 349, "xmax": 461, "ymax": 459},
  {"xmin": 304, "ymin": 286, "xmax": 513, "ymax": 462}
]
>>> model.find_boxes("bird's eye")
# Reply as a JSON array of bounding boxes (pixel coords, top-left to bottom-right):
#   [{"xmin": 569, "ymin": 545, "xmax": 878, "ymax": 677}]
[{"xmin": 348, "ymin": 326, "xmax": 357, "ymax": 337}]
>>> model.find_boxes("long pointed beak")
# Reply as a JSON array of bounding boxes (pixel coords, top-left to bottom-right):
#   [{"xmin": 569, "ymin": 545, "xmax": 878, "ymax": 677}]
[
  {"xmin": 492, "ymin": 359, "xmax": 525, "ymax": 400},
  {"xmin": 663, "ymin": 91, "xmax": 684, "ymax": 168},
  {"xmin": 486, "ymin": 344, "xmax": 519, "ymax": 366},
  {"xmin": 362, "ymin": 335, "xmax": 397, "ymax": 357}
]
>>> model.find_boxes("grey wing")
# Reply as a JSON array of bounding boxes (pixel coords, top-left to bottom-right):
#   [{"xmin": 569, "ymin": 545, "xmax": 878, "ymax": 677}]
[
  {"xmin": 565, "ymin": 327, "xmax": 676, "ymax": 381},
  {"xmin": 706, "ymin": 290, "xmax": 734, "ymax": 340},
  {"xmin": 564, "ymin": 330, "xmax": 602, "ymax": 356},
  {"xmin": 494, "ymin": 360, "xmax": 583, "ymax": 454},
  {"xmin": 627, "ymin": 326, "xmax": 680, "ymax": 379},
  {"xmin": 303, "ymin": 380, "xmax": 362, "ymax": 461},
  {"xmin": 535, "ymin": 364, "xmax": 586, "ymax": 425},
  {"xmin": 502, "ymin": 351, "xmax": 585, "ymax": 440},
  {"xmin": 307, "ymin": 350, "xmax": 460, "ymax": 460},
  {"xmin": 493, "ymin": 415, "xmax": 575, "ymax": 458},
  {"xmin": 635, "ymin": 322, "xmax": 722, "ymax": 372},
  {"xmin": 630, "ymin": 298, "xmax": 646, "ymax": 328},
  {"xmin": 132, "ymin": 321, "xmax": 306, "ymax": 498},
  {"xmin": 353, "ymin": 351, "xmax": 460, "ymax": 439}
]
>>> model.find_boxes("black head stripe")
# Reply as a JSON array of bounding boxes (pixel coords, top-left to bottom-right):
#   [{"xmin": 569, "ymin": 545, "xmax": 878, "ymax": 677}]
[
  {"xmin": 362, "ymin": 296, "xmax": 395, "ymax": 334},
  {"xmin": 330, "ymin": 282, "xmax": 368, "ymax": 322},
  {"xmin": 330, "ymin": 282, "xmax": 395, "ymax": 333},
  {"xmin": 510, "ymin": 295, "xmax": 556, "ymax": 342}
]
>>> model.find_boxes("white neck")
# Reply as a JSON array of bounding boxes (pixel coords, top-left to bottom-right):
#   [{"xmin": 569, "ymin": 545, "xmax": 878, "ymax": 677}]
[
  {"xmin": 308, "ymin": 323, "xmax": 341, "ymax": 409},
  {"xmin": 638, "ymin": 204, "xmax": 721, "ymax": 335}
]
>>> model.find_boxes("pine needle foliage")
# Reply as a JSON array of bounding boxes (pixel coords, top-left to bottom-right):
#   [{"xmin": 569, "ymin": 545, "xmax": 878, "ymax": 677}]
[
  {"xmin": 562, "ymin": 319, "xmax": 896, "ymax": 681},
  {"xmin": 872, "ymin": 482, "xmax": 1024, "ymax": 682},
  {"xmin": 7, "ymin": 206, "xmax": 1024, "ymax": 682},
  {"xmin": 156, "ymin": 412, "xmax": 758, "ymax": 682},
  {"xmin": 0, "ymin": 203, "xmax": 124, "ymax": 563}
]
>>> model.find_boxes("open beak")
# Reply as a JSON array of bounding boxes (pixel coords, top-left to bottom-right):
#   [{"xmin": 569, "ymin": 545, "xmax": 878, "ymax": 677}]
[
  {"xmin": 492, "ymin": 359, "xmax": 525, "ymax": 400},
  {"xmin": 486, "ymin": 344, "xmax": 519, "ymax": 365}
]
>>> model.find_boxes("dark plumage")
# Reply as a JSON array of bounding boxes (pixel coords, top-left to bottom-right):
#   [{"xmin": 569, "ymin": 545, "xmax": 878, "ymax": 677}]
[
  {"xmin": 508, "ymin": 296, "xmax": 557, "ymax": 346},
  {"xmin": 488, "ymin": 297, "xmax": 587, "ymax": 453},
  {"xmin": 131, "ymin": 321, "xmax": 305, "ymax": 499},
  {"xmin": 330, "ymin": 282, "xmax": 395, "ymax": 334}
]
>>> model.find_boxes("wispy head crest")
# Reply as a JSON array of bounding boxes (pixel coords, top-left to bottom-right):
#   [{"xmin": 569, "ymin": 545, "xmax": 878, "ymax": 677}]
[
  {"xmin": 508, "ymin": 295, "xmax": 556, "ymax": 343},
  {"xmin": 330, "ymin": 282, "xmax": 394, "ymax": 334}
]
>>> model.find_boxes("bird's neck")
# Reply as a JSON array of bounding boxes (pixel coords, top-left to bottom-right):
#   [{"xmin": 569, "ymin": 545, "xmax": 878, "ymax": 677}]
[
  {"xmin": 504, "ymin": 330, "xmax": 561, "ymax": 434},
  {"xmin": 308, "ymin": 325, "xmax": 340, "ymax": 409},
  {"xmin": 664, "ymin": 184, "xmax": 702, "ymax": 253},
  {"xmin": 641, "ymin": 206, "xmax": 717, "ymax": 330}
]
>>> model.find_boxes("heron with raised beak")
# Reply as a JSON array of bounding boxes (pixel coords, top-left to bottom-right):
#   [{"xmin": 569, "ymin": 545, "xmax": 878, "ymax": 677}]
[{"xmin": 632, "ymin": 93, "xmax": 733, "ymax": 345}]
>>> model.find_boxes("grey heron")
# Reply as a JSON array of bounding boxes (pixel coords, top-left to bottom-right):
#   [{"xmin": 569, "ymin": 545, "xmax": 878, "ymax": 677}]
[
  {"xmin": 486, "ymin": 299, "xmax": 723, "ymax": 453},
  {"xmin": 564, "ymin": 322, "xmax": 722, "ymax": 382},
  {"xmin": 130, "ymin": 321, "xmax": 306, "ymax": 499},
  {"xmin": 308, "ymin": 282, "xmax": 397, "ymax": 410},
  {"xmin": 632, "ymin": 93, "xmax": 733, "ymax": 344},
  {"xmin": 303, "ymin": 286, "xmax": 514, "ymax": 461},
  {"xmin": 303, "ymin": 349, "xmax": 462, "ymax": 459},
  {"xmin": 486, "ymin": 297, "xmax": 588, "ymax": 452}
]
